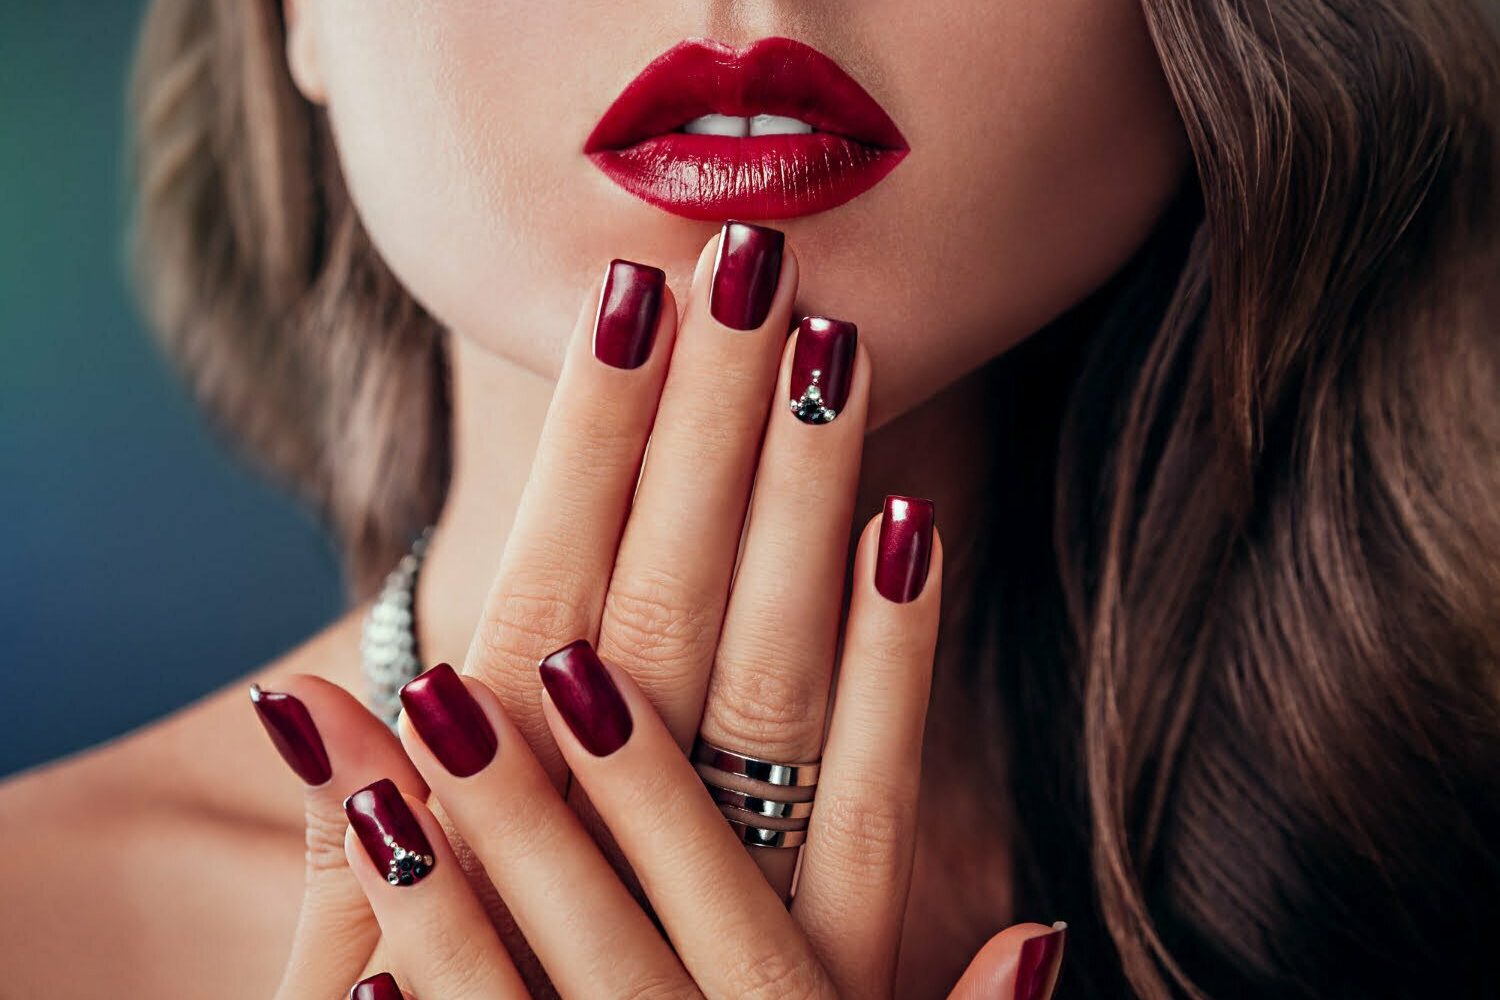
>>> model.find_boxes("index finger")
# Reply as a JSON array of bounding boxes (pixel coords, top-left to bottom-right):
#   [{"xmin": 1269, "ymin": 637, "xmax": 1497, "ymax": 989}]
[{"xmin": 461, "ymin": 258, "xmax": 677, "ymax": 786}]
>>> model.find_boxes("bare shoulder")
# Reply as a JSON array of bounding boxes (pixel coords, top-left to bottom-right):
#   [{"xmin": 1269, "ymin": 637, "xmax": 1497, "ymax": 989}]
[{"xmin": 0, "ymin": 610, "xmax": 364, "ymax": 999}]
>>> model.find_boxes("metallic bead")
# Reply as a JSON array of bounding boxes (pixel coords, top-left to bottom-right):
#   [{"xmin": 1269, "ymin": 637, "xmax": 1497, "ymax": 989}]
[{"xmin": 360, "ymin": 528, "xmax": 433, "ymax": 733}]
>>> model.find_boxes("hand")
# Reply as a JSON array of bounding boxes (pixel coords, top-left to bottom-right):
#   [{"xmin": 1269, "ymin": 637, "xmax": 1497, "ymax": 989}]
[
  {"xmin": 251, "ymin": 223, "xmax": 1066, "ymax": 997},
  {"xmin": 338, "ymin": 635, "xmax": 1064, "ymax": 999}
]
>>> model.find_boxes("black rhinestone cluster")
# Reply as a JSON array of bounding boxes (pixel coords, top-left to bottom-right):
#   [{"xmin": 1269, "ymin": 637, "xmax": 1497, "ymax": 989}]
[
  {"xmin": 790, "ymin": 370, "xmax": 837, "ymax": 424},
  {"xmin": 385, "ymin": 839, "xmax": 434, "ymax": 886}
]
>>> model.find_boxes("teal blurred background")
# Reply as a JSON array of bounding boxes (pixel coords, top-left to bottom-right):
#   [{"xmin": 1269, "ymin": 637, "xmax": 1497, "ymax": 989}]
[{"xmin": 1, "ymin": 3, "xmax": 344, "ymax": 776}]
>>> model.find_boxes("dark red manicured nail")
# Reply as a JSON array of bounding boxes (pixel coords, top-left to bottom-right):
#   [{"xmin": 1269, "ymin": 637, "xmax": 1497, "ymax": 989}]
[
  {"xmin": 538, "ymin": 639, "xmax": 633, "ymax": 757},
  {"xmin": 788, "ymin": 317, "xmax": 857, "ymax": 424},
  {"xmin": 249, "ymin": 684, "xmax": 331, "ymax": 786},
  {"xmin": 874, "ymin": 496, "xmax": 935, "ymax": 603},
  {"xmin": 710, "ymin": 221, "xmax": 784, "ymax": 330},
  {"xmin": 344, "ymin": 778, "xmax": 436, "ymax": 887},
  {"xmin": 1014, "ymin": 923, "xmax": 1067, "ymax": 1000},
  {"xmin": 350, "ymin": 972, "xmax": 403, "ymax": 1000},
  {"xmin": 399, "ymin": 663, "xmax": 498, "ymax": 778},
  {"xmin": 593, "ymin": 258, "xmax": 665, "ymax": 369}
]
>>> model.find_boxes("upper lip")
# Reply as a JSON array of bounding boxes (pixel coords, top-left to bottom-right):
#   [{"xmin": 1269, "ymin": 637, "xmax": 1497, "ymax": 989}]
[{"xmin": 583, "ymin": 37, "xmax": 907, "ymax": 154}]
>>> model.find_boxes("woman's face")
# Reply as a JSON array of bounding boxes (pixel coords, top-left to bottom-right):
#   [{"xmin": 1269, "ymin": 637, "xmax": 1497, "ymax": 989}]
[{"xmin": 289, "ymin": 0, "xmax": 1186, "ymax": 423}]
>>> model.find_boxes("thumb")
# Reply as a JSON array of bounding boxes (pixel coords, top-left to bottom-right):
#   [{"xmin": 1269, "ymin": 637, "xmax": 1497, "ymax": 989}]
[
  {"xmin": 948, "ymin": 922, "xmax": 1068, "ymax": 1000},
  {"xmin": 250, "ymin": 673, "xmax": 429, "ymax": 999}
]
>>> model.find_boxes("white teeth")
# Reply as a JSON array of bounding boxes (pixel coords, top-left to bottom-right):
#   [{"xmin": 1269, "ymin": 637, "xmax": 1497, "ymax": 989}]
[
  {"xmin": 680, "ymin": 113, "xmax": 815, "ymax": 137},
  {"xmin": 749, "ymin": 114, "xmax": 814, "ymax": 136},
  {"xmin": 682, "ymin": 114, "xmax": 751, "ymax": 136}
]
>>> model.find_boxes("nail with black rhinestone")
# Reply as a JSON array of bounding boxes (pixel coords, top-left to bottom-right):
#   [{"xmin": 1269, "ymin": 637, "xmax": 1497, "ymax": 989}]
[
  {"xmin": 345, "ymin": 778, "xmax": 436, "ymax": 887},
  {"xmin": 788, "ymin": 317, "xmax": 857, "ymax": 424}
]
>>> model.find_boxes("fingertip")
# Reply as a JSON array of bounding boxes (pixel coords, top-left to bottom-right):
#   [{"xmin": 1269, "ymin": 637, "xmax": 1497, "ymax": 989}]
[{"xmin": 950, "ymin": 922, "xmax": 1067, "ymax": 1000}]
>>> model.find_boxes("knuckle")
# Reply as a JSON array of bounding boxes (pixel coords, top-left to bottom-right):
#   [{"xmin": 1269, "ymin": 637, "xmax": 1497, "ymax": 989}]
[
  {"xmin": 616, "ymin": 973, "xmax": 697, "ymax": 1000},
  {"xmin": 603, "ymin": 568, "xmax": 718, "ymax": 667},
  {"xmin": 303, "ymin": 806, "xmax": 353, "ymax": 870},
  {"xmin": 723, "ymin": 947, "xmax": 825, "ymax": 1000},
  {"xmin": 414, "ymin": 918, "xmax": 495, "ymax": 996},
  {"xmin": 859, "ymin": 614, "xmax": 932, "ymax": 670},
  {"xmin": 474, "ymin": 580, "xmax": 589, "ymax": 673},
  {"xmin": 706, "ymin": 664, "xmax": 820, "ymax": 754},
  {"xmin": 812, "ymin": 781, "xmax": 915, "ymax": 877},
  {"xmin": 476, "ymin": 796, "xmax": 557, "ymax": 868}
]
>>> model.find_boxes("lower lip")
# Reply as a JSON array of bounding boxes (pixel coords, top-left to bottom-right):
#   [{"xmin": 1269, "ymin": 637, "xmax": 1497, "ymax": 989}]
[{"xmin": 588, "ymin": 132, "xmax": 907, "ymax": 221}]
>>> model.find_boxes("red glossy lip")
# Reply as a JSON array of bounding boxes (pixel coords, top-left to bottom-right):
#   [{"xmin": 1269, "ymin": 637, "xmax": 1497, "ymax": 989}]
[{"xmin": 584, "ymin": 37, "xmax": 908, "ymax": 221}]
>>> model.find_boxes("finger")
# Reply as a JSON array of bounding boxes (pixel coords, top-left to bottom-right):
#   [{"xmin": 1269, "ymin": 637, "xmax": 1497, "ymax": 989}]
[
  {"xmin": 597, "ymin": 221, "xmax": 797, "ymax": 748},
  {"xmin": 947, "ymin": 923, "xmax": 1068, "ymax": 1000},
  {"xmin": 697, "ymin": 319, "xmax": 868, "ymax": 899},
  {"xmin": 790, "ymin": 499, "xmax": 941, "ymax": 996},
  {"xmin": 350, "ymin": 971, "xmax": 407, "ymax": 999},
  {"xmin": 465, "ymin": 258, "xmax": 678, "ymax": 785},
  {"xmin": 397, "ymin": 664, "xmax": 697, "ymax": 999},
  {"xmin": 539, "ymin": 640, "xmax": 836, "ymax": 1000},
  {"xmin": 343, "ymin": 778, "xmax": 528, "ymax": 998},
  {"xmin": 248, "ymin": 674, "xmax": 429, "ymax": 1000}
]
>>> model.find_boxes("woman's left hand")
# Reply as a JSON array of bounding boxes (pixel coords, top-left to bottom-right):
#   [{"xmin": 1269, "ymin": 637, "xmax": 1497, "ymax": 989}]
[{"xmin": 335, "ymin": 577, "xmax": 1063, "ymax": 999}]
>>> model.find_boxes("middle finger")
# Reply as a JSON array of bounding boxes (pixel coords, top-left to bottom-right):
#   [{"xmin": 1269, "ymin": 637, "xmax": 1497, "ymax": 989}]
[{"xmin": 596, "ymin": 220, "xmax": 798, "ymax": 744}]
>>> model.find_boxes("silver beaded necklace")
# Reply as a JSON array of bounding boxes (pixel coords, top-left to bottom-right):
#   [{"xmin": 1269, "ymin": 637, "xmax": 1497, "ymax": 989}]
[{"xmin": 359, "ymin": 527, "xmax": 433, "ymax": 730}]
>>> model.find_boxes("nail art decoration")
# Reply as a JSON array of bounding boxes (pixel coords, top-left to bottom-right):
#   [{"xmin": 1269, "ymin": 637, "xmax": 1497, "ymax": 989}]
[
  {"xmin": 788, "ymin": 316, "xmax": 857, "ymax": 425},
  {"xmin": 383, "ymin": 837, "xmax": 435, "ymax": 887},
  {"xmin": 345, "ymin": 778, "xmax": 437, "ymax": 889},
  {"xmin": 791, "ymin": 370, "xmax": 837, "ymax": 423}
]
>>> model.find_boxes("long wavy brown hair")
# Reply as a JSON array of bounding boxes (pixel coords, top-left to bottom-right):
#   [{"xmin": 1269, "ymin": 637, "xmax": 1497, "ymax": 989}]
[{"xmin": 130, "ymin": 0, "xmax": 1499, "ymax": 996}]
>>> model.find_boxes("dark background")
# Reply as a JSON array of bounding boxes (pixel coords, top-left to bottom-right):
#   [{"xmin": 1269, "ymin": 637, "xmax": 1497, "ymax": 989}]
[{"xmin": 1, "ymin": 2, "xmax": 345, "ymax": 777}]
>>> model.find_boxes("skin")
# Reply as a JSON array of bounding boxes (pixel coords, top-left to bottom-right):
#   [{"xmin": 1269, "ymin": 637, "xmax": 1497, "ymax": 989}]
[{"xmin": 0, "ymin": 0, "xmax": 1186, "ymax": 996}]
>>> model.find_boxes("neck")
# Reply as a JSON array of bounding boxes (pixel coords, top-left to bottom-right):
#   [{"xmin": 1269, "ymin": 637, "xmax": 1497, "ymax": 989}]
[{"xmin": 414, "ymin": 333, "xmax": 1000, "ymax": 674}]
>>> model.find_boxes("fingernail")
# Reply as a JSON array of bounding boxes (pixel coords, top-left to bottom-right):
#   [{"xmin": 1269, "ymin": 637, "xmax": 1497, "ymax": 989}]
[
  {"xmin": 788, "ymin": 317, "xmax": 857, "ymax": 424},
  {"xmin": 710, "ymin": 220, "xmax": 784, "ymax": 330},
  {"xmin": 399, "ymin": 663, "xmax": 498, "ymax": 777},
  {"xmin": 350, "ymin": 972, "xmax": 403, "ymax": 1000},
  {"xmin": 538, "ymin": 639, "xmax": 633, "ymax": 757},
  {"xmin": 593, "ymin": 258, "xmax": 665, "ymax": 369},
  {"xmin": 344, "ymin": 778, "xmax": 435, "ymax": 887},
  {"xmin": 874, "ymin": 496, "xmax": 935, "ymax": 603},
  {"xmin": 249, "ymin": 684, "xmax": 331, "ymax": 786},
  {"xmin": 1014, "ymin": 922, "xmax": 1067, "ymax": 1000}
]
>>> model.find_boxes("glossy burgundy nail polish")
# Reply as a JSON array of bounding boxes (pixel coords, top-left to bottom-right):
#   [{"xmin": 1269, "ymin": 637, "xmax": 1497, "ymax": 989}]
[
  {"xmin": 249, "ymin": 684, "xmax": 331, "ymax": 786},
  {"xmin": 350, "ymin": 972, "xmax": 403, "ymax": 1000},
  {"xmin": 789, "ymin": 316, "xmax": 857, "ymax": 424},
  {"xmin": 1014, "ymin": 923, "xmax": 1067, "ymax": 1000},
  {"xmin": 709, "ymin": 221, "xmax": 784, "ymax": 330},
  {"xmin": 593, "ymin": 258, "xmax": 665, "ymax": 369},
  {"xmin": 874, "ymin": 496, "xmax": 935, "ymax": 603},
  {"xmin": 345, "ymin": 778, "xmax": 436, "ymax": 887},
  {"xmin": 399, "ymin": 663, "xmax": 498, "ymax": 777},
  {"xmin": 538, "ymin": 639, "xmax": 633, "ymax": 757}
]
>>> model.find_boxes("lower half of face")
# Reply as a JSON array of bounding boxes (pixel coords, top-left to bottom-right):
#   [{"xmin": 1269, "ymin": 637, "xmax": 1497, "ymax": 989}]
[{"xmin": 304, "ymin": 0, "xmax": 1188, "ymax": 424}]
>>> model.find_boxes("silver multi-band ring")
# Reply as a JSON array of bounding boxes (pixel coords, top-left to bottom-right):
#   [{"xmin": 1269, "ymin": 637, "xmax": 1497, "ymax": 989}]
[
  {"xmin": 691, "ymin": 740, "xmax": 822, "ymax": 788},
  {"xmin": 709, "ymin": 785, "xmax": 816, "ymax": 820},
  {"xmin": 692, "ymin": 737, "xmax": 820, "ymax": 850}
]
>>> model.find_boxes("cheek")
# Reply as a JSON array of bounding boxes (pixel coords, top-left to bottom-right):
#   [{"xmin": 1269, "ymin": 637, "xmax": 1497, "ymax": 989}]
[{"xmin": 312, "ymin": 1, "xmax": 625, "ymax": 374}]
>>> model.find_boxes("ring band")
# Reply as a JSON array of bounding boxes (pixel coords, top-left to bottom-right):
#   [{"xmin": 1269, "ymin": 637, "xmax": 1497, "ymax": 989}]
[
  {"xmin": 727, "ymin": 822, "xmax": 808, "ymax": 849},
  {"xmin": 693, "ymin": 736, "xmax": 819, "ymax": 851},
  {"xmin": 691, "ymin": 740, "xmax": 821, "ymax": 788},
  {"xmin": 708, "ymin": 786, "xmax": 816, "ymax": 820}
]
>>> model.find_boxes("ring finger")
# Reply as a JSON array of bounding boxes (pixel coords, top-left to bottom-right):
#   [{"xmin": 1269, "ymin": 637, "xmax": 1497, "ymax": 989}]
[{"xmin": 697, "ymin": 316, "xmax": 869, "ymax": 897}]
